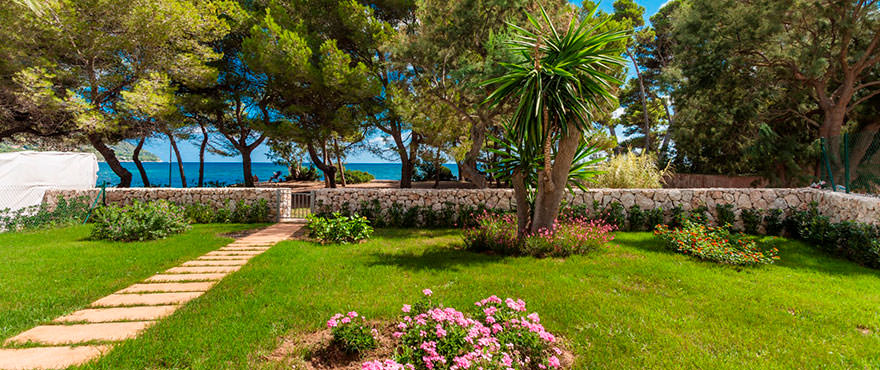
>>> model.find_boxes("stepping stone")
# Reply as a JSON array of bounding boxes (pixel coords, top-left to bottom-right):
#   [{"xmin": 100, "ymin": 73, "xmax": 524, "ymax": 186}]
[
  {"xmin": 145, "ymin": 273, "xmax": 227, "ymax": 282},
  {"xmin": 197, "ymin": 255, "xmax": 253, "ymax": 261},
  {"xmin": 56, "ymin": 305, "xmax": 179, "ymax": 323},
  {"xmin": 0, "ymin": 346, "xmax": 109, "ymax": 370},
  {"xmin": 181, "ymin": 260, "xmax": 247, "ymax": 266},
  {"xmin": 6, "ymin": 322, "xmax": 153, "ymax": 345},
  {"xmin": 92, "ymin": 292, "xmax": 203, "ymax": 307},
  {"xmin": 204, "ymin": 250, "xmax": 263, "ymax": 256},
  {"xmin": 118, "ymin": 282, "xmax": 216, "ymax": 293},
  {"xmin": 165, "ymin": 266, "xmax": 240, "ymax": 274},
  {"xmin": 221, "ymin": 246, "xmax": 271, "ymax": 251}
]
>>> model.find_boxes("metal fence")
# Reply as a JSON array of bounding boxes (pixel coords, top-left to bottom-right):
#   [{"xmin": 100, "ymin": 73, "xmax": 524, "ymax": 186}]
[
  {"xmin": 290, "ymin": 192, "xmax": 312, "ymax": 219},
  {"xmin": 821, "ymin": 130, "xmax": 880, "ymax": 194}
]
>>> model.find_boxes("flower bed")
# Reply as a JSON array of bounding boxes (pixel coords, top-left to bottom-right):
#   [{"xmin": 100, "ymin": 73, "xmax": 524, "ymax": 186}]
[
  {"xmin": 654, "ymin": 221, "xmax": 779, "ymax": 266},
  {"xmin": 463, "ymin": 213, "xmax": 615, "ymax": 257}
]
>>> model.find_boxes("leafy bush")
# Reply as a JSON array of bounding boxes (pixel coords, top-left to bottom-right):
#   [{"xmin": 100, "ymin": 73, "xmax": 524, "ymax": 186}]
[
  {"xmin": 0, "ymin": 196, "xmax": 91, "ymax": 232},
  {"xmin": 326, "ymin": 311, "xmax": 377, "ymax": 354},
  {"xmin": 338, "ymin": 169, "xmax": 375, "ymax": 184},
  {"xmin": 592, "ymin": 150, "xmax": 671, "ymax": 188},
  {"xmin": 715, "ymin": 204, "xmax": 736, "ymax": 227},
  {"xmin": 740, "ymin": 209, "xmax": 762, "ymax": 235},
  {"xmin": 764, "ymin": 209, "xmax": 785, "ymax": 236},
  {"xmin": 412, "ymin": 160, "xmax": 455, "ymax": 182},
  {"xmin": 90, "ymin": 200, "xmax": 189, "ymax": 241},
  {"xmin": 366, "ymin": 290, "xmax": 564, "ymax": 370},
  {"xmin": 784, "ymin": 203, "xmax": 880, "ymax": 268},
  {"xmin": 306, "ymin": 213, "xmax": 374, "ymax": 244},
  {"xmin": 627, "ymin": 205, "xmax": 646, "ymax": 231},
  {"xmin": 645, "ymin": 207, "xmax": 665, "ymax": 231},
  {"xmin": 654, "ymin": 221, "xmax": 779, "ymax": 266},
  {"xmin": 463, "ymin": 213, "xmax": 616, "ymax": 257},
  {"xmin": 183, "ymin": 199, "xmax": 271, "ymax": 224}
]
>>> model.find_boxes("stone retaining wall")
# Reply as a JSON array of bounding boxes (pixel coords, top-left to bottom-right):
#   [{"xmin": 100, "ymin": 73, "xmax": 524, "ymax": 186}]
[
  {"xmin": 43, "ymin": 188, "xmax": 292, "ymax": 221},
  {"xmin": 313, "ymin": 188, "xmax": 880, "ymax": 226}
]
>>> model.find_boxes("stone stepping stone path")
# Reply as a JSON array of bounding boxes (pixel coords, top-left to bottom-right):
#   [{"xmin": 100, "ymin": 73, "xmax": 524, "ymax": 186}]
[{"xmin": 0, "ymin": 222, "xmax": 303, "ymax": 370}]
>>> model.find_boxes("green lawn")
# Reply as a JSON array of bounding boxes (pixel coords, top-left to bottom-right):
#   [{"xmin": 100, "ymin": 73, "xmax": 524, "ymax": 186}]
[
  {"xmin": 71, "ymin": 228, "xmax": 880, "ymax": 369},
  {"xmin": 0, "ymin": 223, "xmax": 263, "ymax": 342}
]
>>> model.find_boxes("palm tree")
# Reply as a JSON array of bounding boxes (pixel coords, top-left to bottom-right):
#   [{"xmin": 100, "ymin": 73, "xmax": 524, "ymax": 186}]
[{"xmin": 484, "ymin": 7, "xmax": 627, "ymax": 235}]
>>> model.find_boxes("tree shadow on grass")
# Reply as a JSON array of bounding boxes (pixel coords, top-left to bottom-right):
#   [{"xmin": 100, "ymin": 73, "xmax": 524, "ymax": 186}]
[
  {"xmin": 371, "ymin": 228, "xmax": 463, "ymax": 241},
  {"xmin": 367, "ymin": 247, "xmax": 503, "ymax": 272}
]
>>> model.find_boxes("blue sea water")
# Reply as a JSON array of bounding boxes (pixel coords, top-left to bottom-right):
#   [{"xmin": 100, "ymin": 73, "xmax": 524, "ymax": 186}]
[{"xmin": 97, "ymin": 162, "xmax": 459, "ymax": 187}]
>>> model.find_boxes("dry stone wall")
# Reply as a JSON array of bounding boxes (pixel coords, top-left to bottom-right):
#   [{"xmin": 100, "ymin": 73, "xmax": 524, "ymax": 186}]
[
  {"xmin": 313, "ymin": 188, "xmax": 880, "ymax": 226},
  {"xmin": 43, "ymin": 188, "xmax": 292, "ymax": 221}
]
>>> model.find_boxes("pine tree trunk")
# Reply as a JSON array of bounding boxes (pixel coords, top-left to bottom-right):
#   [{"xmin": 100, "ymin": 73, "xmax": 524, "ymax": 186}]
[
  {"xmin": 307, "ymin": 141, "xmax": 336, "ymax": 188},
  {"xmin": 167, "ymin": 132, "xmax": 187, "ymax": 188},
  {"xmin": 627, "ymin": 49, "xmax": 652, "ymax": 152},
  {"xmin": 333, "ymin": 138, "xmax": 347, "ymax": 187},
  {"xmin": 198, "ymin": 123, "xmax": 208, "ymax": 187},
  {"xmin": 89, "ymin": 135, "xmax": 132, "ymax": 188},
  {"xmin": 242, "ymin": 148, "xmax": 255, "ymax": 187},
  {"xmin": 133, "ymin": 137, "xmax": 151, "ymax": 187}
]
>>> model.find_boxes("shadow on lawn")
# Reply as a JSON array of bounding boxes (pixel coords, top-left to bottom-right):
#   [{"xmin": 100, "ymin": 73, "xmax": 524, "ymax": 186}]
[{"xmin": 367, "ymin": 247, "xmax": 503, "ymax": 272}]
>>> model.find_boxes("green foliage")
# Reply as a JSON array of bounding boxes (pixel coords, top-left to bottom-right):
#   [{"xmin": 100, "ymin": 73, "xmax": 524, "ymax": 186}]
[
  {"xmin": 593, "ymin": 150, "xmax": 671, "ymax": 189},
  {"xmin": 0, "ymin": 196, "xmax": 90, "ymax": 232},
  {"xmin": 412, "ymin": 160, "xmax": 455, "ymax": 182},
  {"xmin": 784, "ymin": 204, "xmax": 880, "ymax": 269},
  {"xmin": 327, "ymin": 313, "xmax": 377, "ymax": 354},
  {"xmin": 338, "ymin": 169, "xmax": 374, "ymax": 184},
  {"xmin": 715, "ymin": 204, "xmax": 736, "ymax": 228},
  {"xmin": 183, "ymin": 200, "xmax": 271, "ymax": 224},
  {"xmin": 764, "ymin": 209, "xmax": 785, "ymax": 236},
  {"xmin": 463, "ymin": 213, "xmax": 616, "ymax": 257},
  {"xmin": 740, "ymin": 209, "xmax": 763, "ymax": 235},
  {"xmin": 655, "ymin": 222, "xmax": 779, "ymax": 266},
  {"xmin": 645, "ymin": 207, "xmax": 665, "ymax": 231},
  {"xmin": 306, "ymin": 213, "xmax": 373, "ymax": 244},
  {"xmin": 627, "ymin": 205, "xmax": 646, "ymax": 231},
  {"xmin": 91, "ymin": 201, "xmax": 189, "ymax": 242},
  {"xmin": 688, "ymin": 205, "xmax": 710, "ymax": 225}
]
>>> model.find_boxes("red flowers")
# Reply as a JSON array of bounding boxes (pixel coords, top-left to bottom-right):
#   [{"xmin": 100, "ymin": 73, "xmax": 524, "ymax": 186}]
[{"xmin": 655, "ymin": 222, "xmax": 779, "ymax": 266}]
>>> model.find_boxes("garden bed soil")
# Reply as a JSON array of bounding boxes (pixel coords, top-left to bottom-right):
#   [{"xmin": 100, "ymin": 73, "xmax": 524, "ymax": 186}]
[{"xmin": 262, "ymin": 321, "xmax": 575, "ymax": 369}]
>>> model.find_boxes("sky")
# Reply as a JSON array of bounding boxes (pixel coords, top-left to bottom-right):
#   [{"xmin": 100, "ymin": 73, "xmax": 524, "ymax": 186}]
[{"xmin": 142, "ymin": 0, "xmax": 671, "ymax": 164}]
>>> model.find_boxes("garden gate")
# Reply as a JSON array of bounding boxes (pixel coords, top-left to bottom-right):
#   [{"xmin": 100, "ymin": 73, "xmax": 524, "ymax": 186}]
[{"xmin": 290, "ymin": 191, "xmax": 312, "ymax": 219}]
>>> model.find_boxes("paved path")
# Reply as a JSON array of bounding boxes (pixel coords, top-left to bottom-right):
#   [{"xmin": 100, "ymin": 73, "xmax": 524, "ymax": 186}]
[{"xmin": 0, "ymin": 222, "xmax": 304, "ymax": 370}]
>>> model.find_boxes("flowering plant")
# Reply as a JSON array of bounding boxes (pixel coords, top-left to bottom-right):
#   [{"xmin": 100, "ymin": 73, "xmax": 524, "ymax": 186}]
[
  {"xmin": 372, "ymin": 289, "xmax": 563, "ymax": 370},
  {"xmin": 654, "ymin": 221, "xmax": 780, "ymax": 266},
  {"xmin": 463, "ymin": 212, "xmax": 615, "ymax": 257},
  {"xmin": 327, "ymin": 311, "xmax": 378, "ymax": 354}
]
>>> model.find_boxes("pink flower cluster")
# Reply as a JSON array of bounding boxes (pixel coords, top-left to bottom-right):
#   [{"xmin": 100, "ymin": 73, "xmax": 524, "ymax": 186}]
[
  {"xmin": 462, "ymin": 212, "xmax": 616, "ymax": 257},
  {"xmin": 327, "ymin": 311, "xmax": 361, "ymax": 328},
  {"xmin": 363, "ymin": 359, "xmax": 415, "ymax": 370},
  {"xmin": 375, "ymin": 291, "xmax": 563, "ymax": 370}
]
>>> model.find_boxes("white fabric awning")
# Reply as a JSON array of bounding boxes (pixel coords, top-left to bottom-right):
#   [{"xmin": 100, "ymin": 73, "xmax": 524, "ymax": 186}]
[{"xmin": 0, "ymin": 151, "xmax": 98, "ymax": 212}]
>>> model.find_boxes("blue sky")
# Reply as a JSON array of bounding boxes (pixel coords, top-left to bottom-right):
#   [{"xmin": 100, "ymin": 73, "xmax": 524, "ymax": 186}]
[{"xmin": 142, "ymin": 0, "xmax": 669, "ymax": 163}]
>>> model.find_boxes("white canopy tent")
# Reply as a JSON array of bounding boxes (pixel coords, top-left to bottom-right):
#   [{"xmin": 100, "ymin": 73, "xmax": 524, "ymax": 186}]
[{"xmin": 0, "ymin": 151, "xmax": 98, "ymax": 212}]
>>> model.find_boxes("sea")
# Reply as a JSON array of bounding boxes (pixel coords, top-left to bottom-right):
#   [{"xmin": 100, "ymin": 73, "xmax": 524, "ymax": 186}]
[{"xmin": 97, "ymin": 162, "xmax": 459, "ymax": 187}]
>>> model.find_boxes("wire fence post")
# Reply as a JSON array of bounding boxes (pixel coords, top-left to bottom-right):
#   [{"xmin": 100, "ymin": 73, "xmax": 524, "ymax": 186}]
[{"xmin": 821, "ymin": 137, "xmax": 836, "ymax": 192}]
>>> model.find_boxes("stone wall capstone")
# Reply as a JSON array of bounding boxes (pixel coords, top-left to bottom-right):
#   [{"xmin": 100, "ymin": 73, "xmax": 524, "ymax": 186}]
[
  {"xmin": 43, "ymin": 188, "xmax": 292, "ymax": 221},
  {"xmin": 312, "ymin": 188, "xmax": 880, "ymax": 226}
]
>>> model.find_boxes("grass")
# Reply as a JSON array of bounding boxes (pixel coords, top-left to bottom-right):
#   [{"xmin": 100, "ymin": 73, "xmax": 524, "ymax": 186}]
[
  {"xmin": 0, "ymin": 223, "xmax": 264, "ymax": 342},
  {"xmin": 73, "ymin": 228, "xmax": 880, "ymax": 369}
]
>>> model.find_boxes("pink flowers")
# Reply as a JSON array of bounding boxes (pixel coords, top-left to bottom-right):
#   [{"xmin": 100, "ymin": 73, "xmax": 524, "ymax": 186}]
[
  {"xmin": 463, "ymin": 212, "xmax": 616, "ymax": 257},
  {"xmin": 422, "ymin": 289, "xmax": 433, "ymax": 296},
  {"xmin": 362, "ymin": 359, "xmax": 415, "ymax": 370},
  {"xmin": 402, "ymin": 304, "xmax": 412, "ymax": 313},
  {"xmin": 327, "ymin": 311, "xmax": 377, "ymax": 354},
  {"xmin": 375, "ymin": 291, "xmax": 564, "ymax": 370}
]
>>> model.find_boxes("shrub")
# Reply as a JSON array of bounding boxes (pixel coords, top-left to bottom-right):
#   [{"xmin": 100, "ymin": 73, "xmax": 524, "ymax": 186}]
[
  {"xmin": 183, "ymin": 199, "xmax": 271, "ymax": 224},
  {"xmin": 715, "ymin": 204, "xmax": 736, "ymax": 228},
  {"xmin": 306, "ymin": 213, "xmax": 374, "ymax": 244},
  {"xmin": 0, "ymin": 196, "xmax": 90, "ymax": 232},
  {"xmin": 412, "ymin": 160, "xmax": 455, "ymax": 182},
  {"xmin": 740, "ymin": 209, "xmax": 762, "ymax": 235},
  {"xmin": 764, "ymin": 209, "xmax": 785, "ymax": 236},
  {"xmin": 645, "ymin": 207, "xmax": 665, "ymax": 231},
  {"xmin": 670, "ymin": 205, "xmax": 686, "ymax": 228},
  {"xmin": 326, "ymin": 311, "xmax": 377, "ymax": 354},
  {"xmin": 90, "ymin": 200, "xmax": 189, "ymax": 241},
  {"xmin": 688, "ymin": 205, "xmax": 710, "ymax": 225},
  {"xmin": 592, "ymin": 150, "xmax": 671, "ymax": 188},
  {"xmin": 654, "ymin": 221, "xmax": 779, "ymax": 266},
  {"xmin": 784, "ymin": 203, "xmax": 880, "ymax": 268},
  {"xmin": 627, "ymin": 205, "xmax": 646, "ymax": 231},
  {"xmin": 463, "ymin": 213, "xmax": 616, "ymax": 257},
  {"xmin": 338, "ymin": 169, "xmax": 375, "ymax": 184},
  {"xmin": 376, "ymin": 290, "xmax": 564, "ymax": 370}
]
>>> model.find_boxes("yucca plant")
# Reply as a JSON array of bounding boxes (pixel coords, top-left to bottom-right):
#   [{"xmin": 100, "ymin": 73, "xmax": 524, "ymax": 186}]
[{"xmin": 483, "ymin": 6, "xmax": 628, "ymax": 235}]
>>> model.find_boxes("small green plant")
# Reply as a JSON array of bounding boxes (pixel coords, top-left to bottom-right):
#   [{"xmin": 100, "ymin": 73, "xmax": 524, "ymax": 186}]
[
  {"xmin": 0, "ymin": 196, "xmax": 90, "ymax": 232},
  {"xmin": 338, "ymin": 169, "xmax": 375, "ymax": 184},
  {"xmin": 764, "ymin": 209, "xmax": 785, "ymax": 236},
  {"xmin": 628, "ymin": 205, "xmax": 646, "ymax": 231},
  {"xmin": 688, "ymin": 205, "xmax": 710, "ymax": 225},
  {"xmin": 670, "ymin": 205, "xmax": 686, "ymax": 228},
  {"xmin": 740, "ymin": 209, "xmax": 762, "ymax": 235},
  {"xmin": 715, "ymin": 204, "xmax": 736, "ymax": 228},
  {"xmin": 655, "ymin": 221, "xmax": 779, "ymax": 266},
  {"xmin": 593, "ymin": 150, "xmax": 671, "ymax": 188},
  {"xmin": 90, "ymin": 200, "xmax": 189, "ymax": 241},
  {"xmin": 306, "ymin": 213, "xmax": 374, "ymax": 244},
  {"xmin": 388, "ymin": 203, "xmax": 405, "ymax": 227},
  {"xmin": 326, "ymin": 312, "xmax": 377, "ymax": 354},
  {"xmin": 185, "ymin": 199, "xmax": 270, "ymax": 224},
  {"xmin": 645, "ymin": 207, "xmax": 665, "ymax": 231}
]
